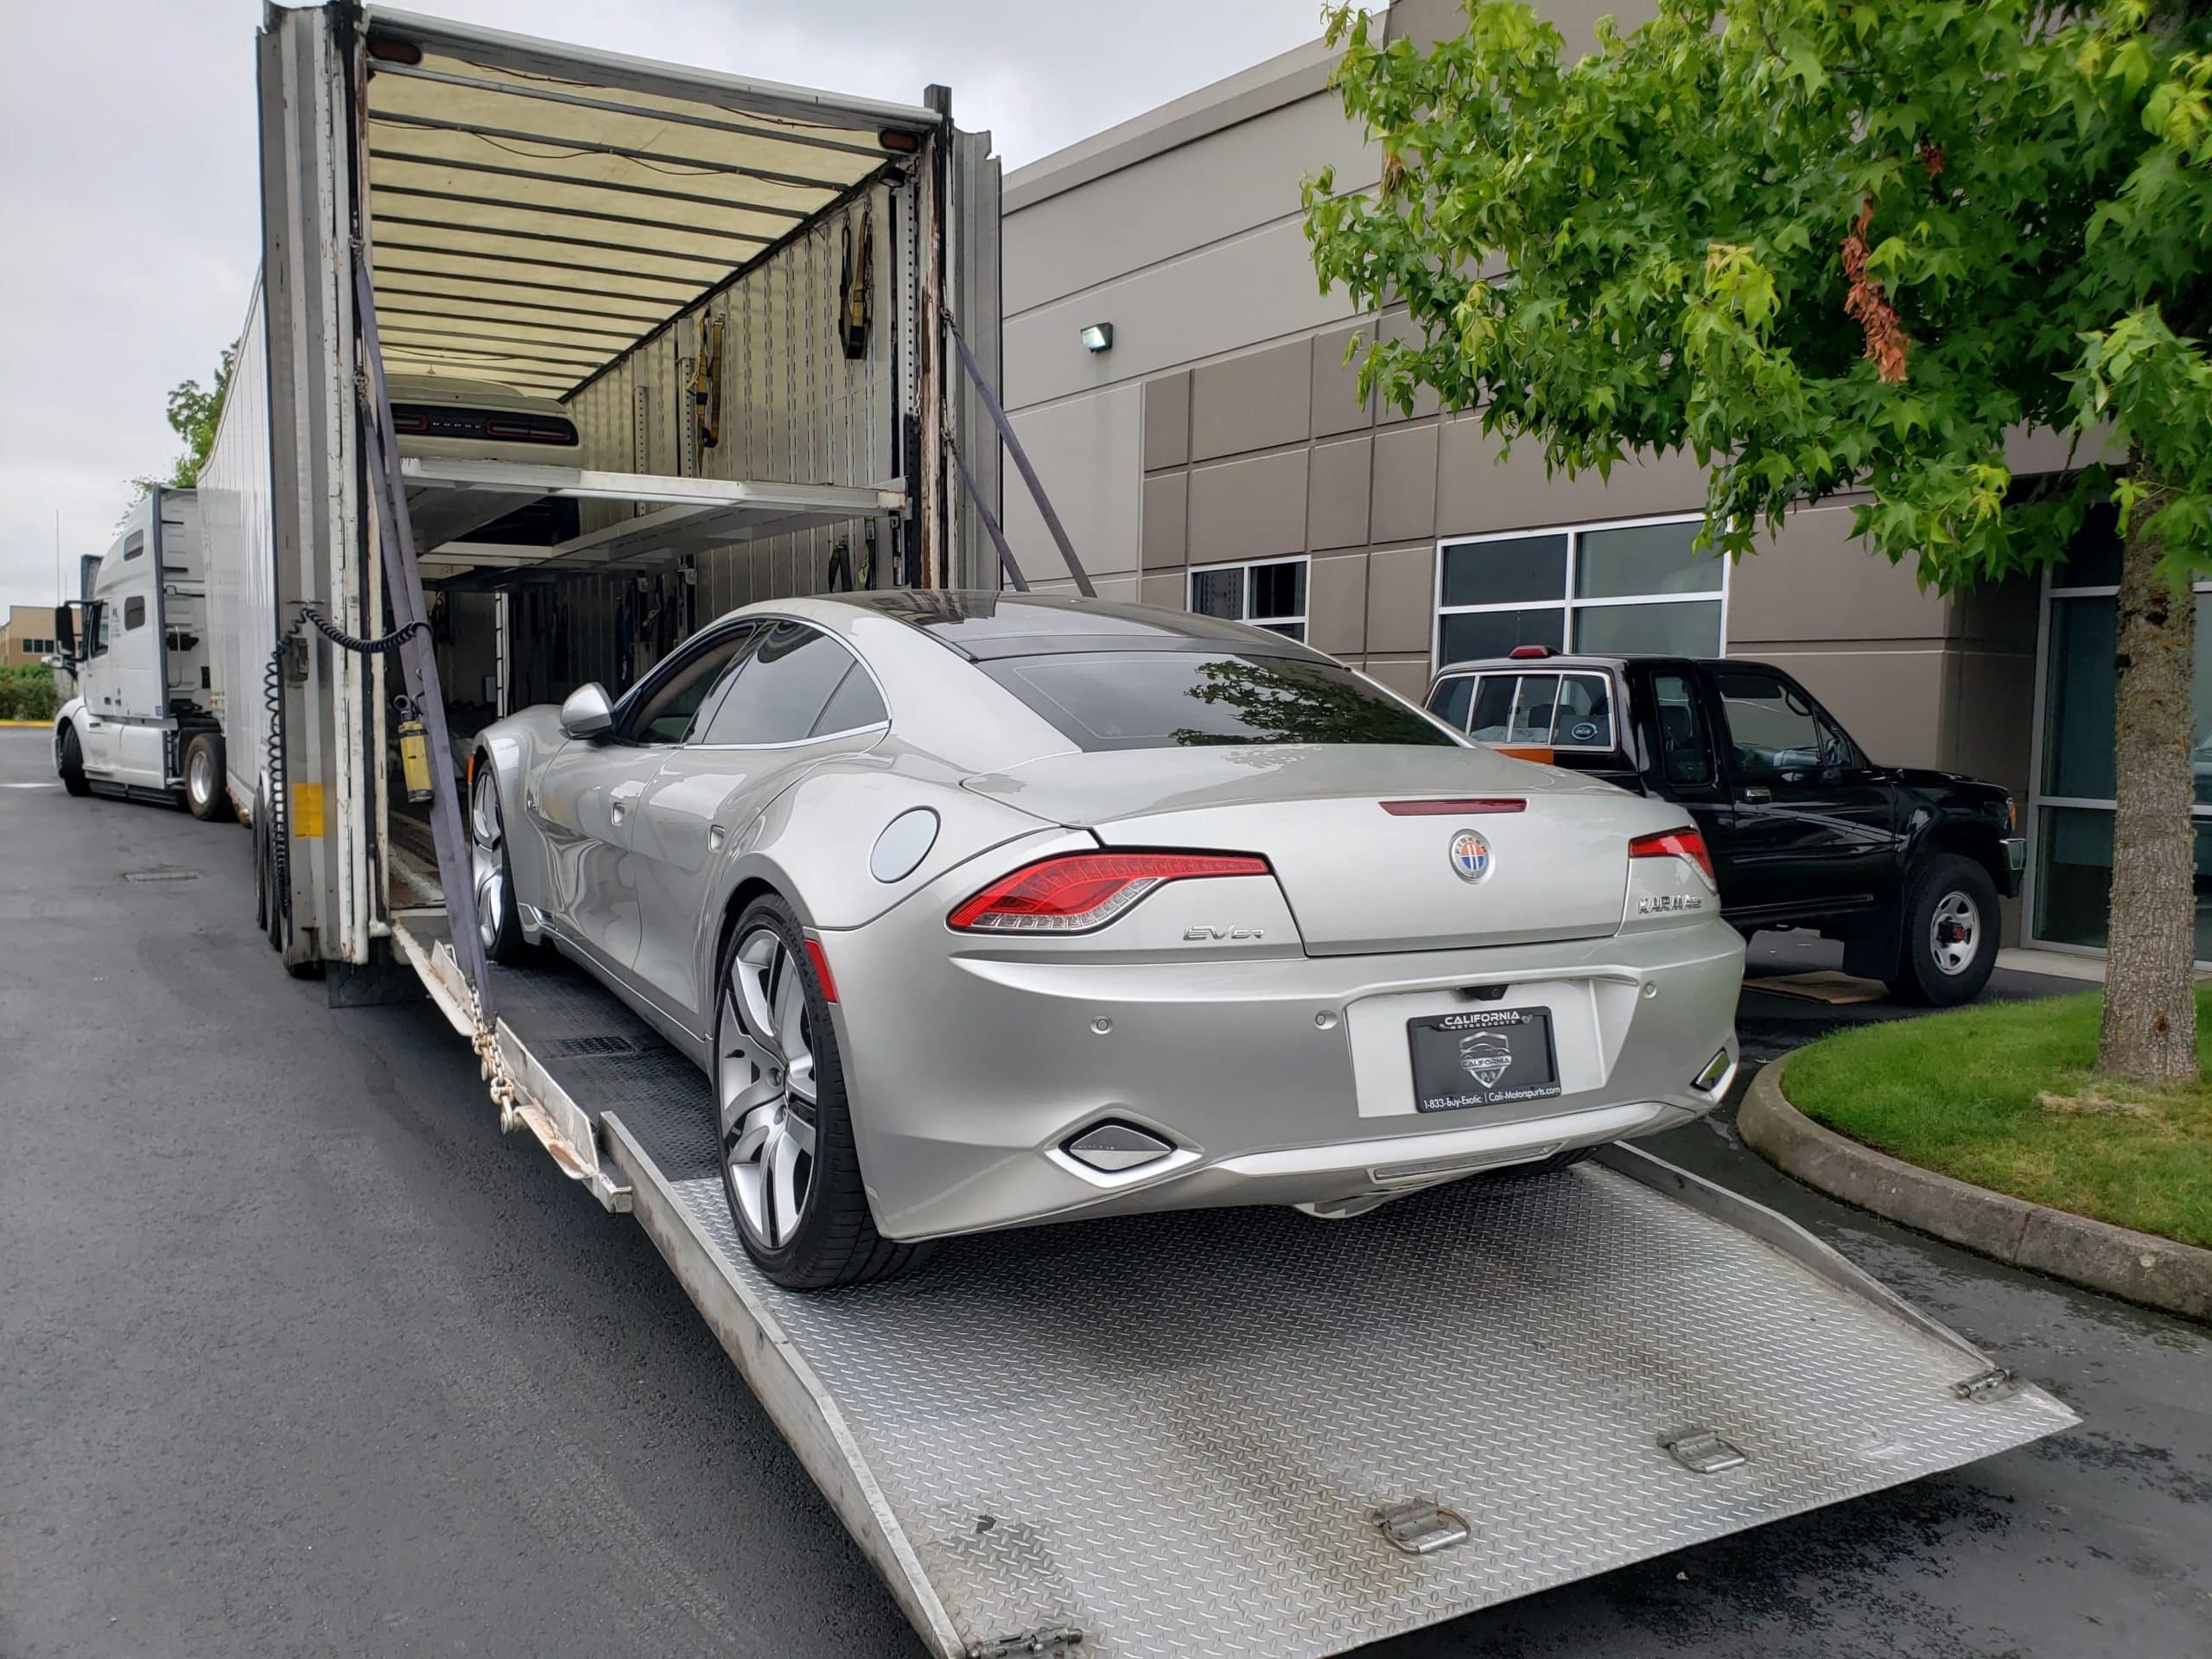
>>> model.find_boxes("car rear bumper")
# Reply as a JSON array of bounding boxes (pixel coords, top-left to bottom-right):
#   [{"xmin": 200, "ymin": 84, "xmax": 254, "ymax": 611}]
[{"xmin": 826, "ymin": 913, "xmax": 1745, "ymax": 1240}]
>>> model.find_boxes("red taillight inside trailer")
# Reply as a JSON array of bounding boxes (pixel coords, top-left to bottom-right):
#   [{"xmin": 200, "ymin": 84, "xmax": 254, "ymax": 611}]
[
  {"xmin": 949, "ymin": 852, "xmax": 1270, "ymax": 934},
  {"xmin": 1629, "ymin": 827, "xmax": 1716, "ymax": 886}
]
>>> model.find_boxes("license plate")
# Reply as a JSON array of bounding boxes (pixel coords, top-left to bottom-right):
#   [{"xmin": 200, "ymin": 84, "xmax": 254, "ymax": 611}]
[{"xmin": 1407, "ymin": 1007, "xmax": 1561, "ymax": 1112}]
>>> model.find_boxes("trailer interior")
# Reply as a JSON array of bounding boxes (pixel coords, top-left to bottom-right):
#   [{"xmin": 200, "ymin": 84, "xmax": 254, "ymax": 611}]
[{"xmin": 346, "ymin": 9, "xmax": 990, "ymax": 868}]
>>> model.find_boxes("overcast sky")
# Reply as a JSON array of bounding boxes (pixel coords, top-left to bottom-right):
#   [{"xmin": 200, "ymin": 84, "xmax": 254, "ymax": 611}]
[{"xmin": 0, "ymin": 0, "xmax": 1324, "ymax": 615}]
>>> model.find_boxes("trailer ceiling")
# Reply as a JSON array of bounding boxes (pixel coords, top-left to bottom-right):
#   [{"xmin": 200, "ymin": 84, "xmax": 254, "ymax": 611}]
[{"xmin": 359, "ymin": 9, "xmax": 936, "ymax": 400}]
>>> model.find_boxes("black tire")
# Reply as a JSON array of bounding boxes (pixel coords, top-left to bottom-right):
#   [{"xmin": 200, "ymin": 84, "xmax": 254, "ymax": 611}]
[
  {"xmin": 55, "ymin": 723, "xmax": 90, "ymax": 797},
  {"xmin": 712, "ymin": 895, "xmax": 929, "ymax": 1290},
  {"xmin": 183, "ymin": 732, "xmax": 232, "ymax": 821},
  {"xmin": 1886, "ymin": 853, "xmax": 2000, "ymax": 1007},
  {"xmin": 468, "ymin": 759, "xmax": 531, "ymax": 966}
]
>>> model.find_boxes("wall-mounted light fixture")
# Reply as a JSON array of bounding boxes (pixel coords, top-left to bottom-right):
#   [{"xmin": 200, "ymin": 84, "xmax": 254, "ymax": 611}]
[{"xmin": 1079, "ymin": 321, "xmax": 1114, "ymax": 354}]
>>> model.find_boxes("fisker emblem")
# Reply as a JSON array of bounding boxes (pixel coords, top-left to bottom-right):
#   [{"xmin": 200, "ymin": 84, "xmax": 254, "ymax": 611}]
[
  {"xmin": 1459, "ymin": 1031, "xmax": 1513, "ymax": 1088},
  {"xmin": 1448, "ymin": 828, "xmax": 1492, "ymax": 883}
]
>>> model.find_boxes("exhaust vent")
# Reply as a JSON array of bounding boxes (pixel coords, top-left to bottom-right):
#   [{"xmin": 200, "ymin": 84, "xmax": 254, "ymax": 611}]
[{"xmin": 1063, "ymin": 1122, "xmax": 1175, "ymax": 1173}]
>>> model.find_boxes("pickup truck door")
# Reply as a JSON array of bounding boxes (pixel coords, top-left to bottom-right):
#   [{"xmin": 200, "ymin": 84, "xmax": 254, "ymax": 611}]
[
  {"xmin": 529, "ymin": 623, "xmax": 757, "ymax": 988},
  {"xmin": 1638, "ymin": 664, "xmax": 1734, "ymax": 868},
  {"xmin": 1707, "ymin": 664, "xmax": 1898, "ymax": 921}
]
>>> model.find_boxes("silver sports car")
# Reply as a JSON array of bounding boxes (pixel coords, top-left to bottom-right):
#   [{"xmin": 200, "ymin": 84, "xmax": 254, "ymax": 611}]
[{"xmin": 469, "ymin": 593, "xmax": 1744, "ymax": 1287}]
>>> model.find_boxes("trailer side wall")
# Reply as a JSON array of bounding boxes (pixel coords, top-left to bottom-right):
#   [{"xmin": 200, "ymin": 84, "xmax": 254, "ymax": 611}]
[{"xmin": 200, "ymin": 279, "xmax": 278, "ymax": 817}]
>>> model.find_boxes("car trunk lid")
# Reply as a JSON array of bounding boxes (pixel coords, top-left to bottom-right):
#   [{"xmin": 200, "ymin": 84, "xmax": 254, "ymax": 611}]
[{"xmin": 964, "ymin": 747, "xmax": 1637, "ymax": 954}]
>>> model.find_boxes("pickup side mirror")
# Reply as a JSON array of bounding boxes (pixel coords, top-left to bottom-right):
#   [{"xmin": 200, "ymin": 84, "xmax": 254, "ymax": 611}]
[
  {"xmin": 54, "ymin": 605, "xmax": 75, "ymax": 656},
  {"xmin": 559, "ymin": 682, "xmax": 614, "ymax": 740}
]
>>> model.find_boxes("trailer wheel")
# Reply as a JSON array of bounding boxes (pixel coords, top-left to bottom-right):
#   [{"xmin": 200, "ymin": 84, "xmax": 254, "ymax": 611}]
[
  {"xmin": 55, "ymin": 722, "xmax": 90, "ymax": 797},
  {"xmin": 469, "ymin": 760, "xmax": 531, "ymax": 965},
  {"xmin": 714, "ymin": 895, "xmax": 930, "ymax": 1290},
  {"xmin": 184, "ymin": 733, "xmax": 232, "ymax": 821}
]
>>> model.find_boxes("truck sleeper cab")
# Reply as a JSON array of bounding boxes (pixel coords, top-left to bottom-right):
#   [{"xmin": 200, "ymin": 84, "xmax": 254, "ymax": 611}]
[{"xmin": 51, "ymin": 487, "xmax": 231, "ymax": 818}]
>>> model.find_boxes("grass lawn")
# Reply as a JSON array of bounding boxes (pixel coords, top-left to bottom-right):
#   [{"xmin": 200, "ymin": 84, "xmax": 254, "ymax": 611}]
[{"xmin": 1783, "ymin": 985, "xmax": 2212, "ymax": 1250}]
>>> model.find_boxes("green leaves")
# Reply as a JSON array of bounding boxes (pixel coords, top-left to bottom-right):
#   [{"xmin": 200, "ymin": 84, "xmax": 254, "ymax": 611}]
[{"xmin": 1303, "ymin": 0, "xmax": 2212, "ymax": 592}]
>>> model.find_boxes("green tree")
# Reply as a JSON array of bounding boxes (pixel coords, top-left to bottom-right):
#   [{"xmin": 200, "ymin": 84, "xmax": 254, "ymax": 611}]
[
  {"xmin": 129, "ymin": 346, "xmax": 235, "ymax": 501},
  {"xmin": 1305, "ymin": 0, "xmax": 2212, "ymax": 1082}
]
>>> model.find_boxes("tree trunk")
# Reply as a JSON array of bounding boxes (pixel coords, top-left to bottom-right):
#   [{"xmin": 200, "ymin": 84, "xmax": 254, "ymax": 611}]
[{"xmin": 2095, "ymin": 493, "xmax": 2199, "ymax": 1083}]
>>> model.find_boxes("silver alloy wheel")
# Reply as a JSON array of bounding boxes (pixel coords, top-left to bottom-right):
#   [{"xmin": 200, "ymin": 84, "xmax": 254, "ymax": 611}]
[
  {"xmin": 719, "ymin": 925, "xmax": 818, "ymax": 1249},
  {"xmin": 1929, "ymin": 889, "xmax": 1981, "ymax": 976},
  {"xmin": 470, "ymin": 766, "xmax": 505, "ymax": 952},
  {"xmin": 188, "ymin": 746, "xmax": 214, "ymax": 806}
]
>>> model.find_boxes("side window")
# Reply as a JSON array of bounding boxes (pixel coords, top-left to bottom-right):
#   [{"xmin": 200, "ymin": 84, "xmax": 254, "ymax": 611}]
[
  {"xmin": 86, "ymin": 603, "xmax": 111, "ymax": 658},
  {"xmin": 1714, "ymin": 668, "xmax": 1842, "ymax": 775},
  {"xmin": 698, "ymin": 621, "xmax": 867, "ymax": 747},
  {"xmin": 812, "ymin": 662, "xmax": 888, "ymax": 736},
  {"xmin": 621, "ymin": 626, "xmax": 755, "ymax": 745},
  {"xmin": 1426, "ymin": 677, "xmax": 1476, "ymax": 732},
  {"xmin": 1650, "ymin": 671, "xmax": 1715, "ymax": 785},
  {"xmin": 122, "ymin": 531, "xmax": 145, "ymax": 562},
  {"xmin": 124, "ymin": 596, "xmax": 147, "ymax": 631}
]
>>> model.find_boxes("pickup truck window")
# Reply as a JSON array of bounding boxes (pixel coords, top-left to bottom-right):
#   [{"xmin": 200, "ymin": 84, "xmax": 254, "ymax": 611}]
[
  {"xmin": 1427, "ymin": 676, "xmax": 1476, "ymax": 732},
  {"xmin": 1651, "ymin": 671, "xmax": 1715, "ymax": 785},
  {"xmin": 1452, "ymin": 671, "xmax": 1616, "ymax": 750},
  {"xmin": 1715, "ymin": 667, "xmax": 1847, "ymax": 775}
]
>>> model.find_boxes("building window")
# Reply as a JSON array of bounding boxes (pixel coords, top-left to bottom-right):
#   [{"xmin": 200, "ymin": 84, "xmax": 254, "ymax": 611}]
[
  {"xmin": 2030, "ymin": 509, "xmax": 2212, "ymax": 959},
  {"xmin": 21, "ymin": 638, "xmax": 54, "ymax": 654},
  {"xmin": 1188, "ymin": 556, "xmax": 1307, "ymax": 641},
  {"xmin": 1433, "ymin": 515, "xmax": 1725, "ymax": 668}
]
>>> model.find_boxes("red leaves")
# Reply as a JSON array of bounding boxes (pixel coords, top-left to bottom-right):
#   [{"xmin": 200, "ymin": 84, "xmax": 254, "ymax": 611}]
[{"xmin": 1840, "ymin": 198, "xmax": 1911, "ymax": 385}]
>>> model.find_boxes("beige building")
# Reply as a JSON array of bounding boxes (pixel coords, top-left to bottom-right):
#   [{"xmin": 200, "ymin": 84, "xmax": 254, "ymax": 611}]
[
  {"xmin": 995, "ymin": 0, "xmax": 2171, "ymax": 957},
  {"xmin": 1, "ymin": 605, "xmax": 60, "ymax": 667}
]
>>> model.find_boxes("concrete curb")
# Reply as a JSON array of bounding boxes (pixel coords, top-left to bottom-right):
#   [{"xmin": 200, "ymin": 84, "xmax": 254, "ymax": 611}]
[{"xmin": 1739, "ymin": 1058, "xmax": 2212, "ymax": 1324}]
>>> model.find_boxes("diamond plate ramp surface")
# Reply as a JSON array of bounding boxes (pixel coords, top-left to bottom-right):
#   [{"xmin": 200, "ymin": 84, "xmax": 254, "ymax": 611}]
[{"xmin": 467, "ymin": 950, "xmax": 2076, "ymax": 1657}]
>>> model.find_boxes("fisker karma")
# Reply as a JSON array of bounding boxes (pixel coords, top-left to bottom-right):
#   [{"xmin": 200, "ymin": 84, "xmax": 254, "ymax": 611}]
[{"xmin": 468, "ymin": 593, "xmax": 1745, "ymax": 1287}]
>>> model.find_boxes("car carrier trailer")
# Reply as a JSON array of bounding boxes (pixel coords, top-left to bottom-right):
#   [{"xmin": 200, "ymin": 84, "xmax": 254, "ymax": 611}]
[{"xmin": 189, "ymin": 7, "xmax": 2075, "ymax": 1656}]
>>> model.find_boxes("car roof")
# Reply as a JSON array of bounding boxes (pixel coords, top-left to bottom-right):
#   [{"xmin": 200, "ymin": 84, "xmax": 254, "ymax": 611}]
[{"xmin": 809, "ymin": 589, "xmax": 1314, "ymax": 661}]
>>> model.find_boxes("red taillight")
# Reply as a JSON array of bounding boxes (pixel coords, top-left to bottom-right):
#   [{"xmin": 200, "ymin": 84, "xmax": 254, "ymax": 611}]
[
  {"xmin": 1630, "ymin": 827, "xmax": 1716, "ymax": 886},
  {"xmin": 948, "ymin": 851, "xmax": 1271, "ymax": 934},
  {"xmin": 1380, "ymin": 798, "xmax": 1527, "ymax": 816}
]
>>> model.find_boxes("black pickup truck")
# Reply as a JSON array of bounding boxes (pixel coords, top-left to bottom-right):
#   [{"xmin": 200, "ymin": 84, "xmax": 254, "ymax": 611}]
[{"xmin": 1425, "ymin": 650, "xmax": 2026, "ymax": 1005}]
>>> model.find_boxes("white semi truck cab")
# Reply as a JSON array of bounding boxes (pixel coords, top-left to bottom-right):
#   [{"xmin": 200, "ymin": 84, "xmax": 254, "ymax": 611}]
[{"xmin": 50, "ymin": 486, "xmax": 232, "ymax": 817}]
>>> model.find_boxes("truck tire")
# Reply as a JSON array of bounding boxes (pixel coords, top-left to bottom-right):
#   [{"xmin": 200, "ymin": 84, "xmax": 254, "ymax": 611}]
[
  {"xmin": 1886, "ymin": 853, "xmax": 1999, "ymax": 1007},
  {"xmin": 713, "ymin": 894, "xmax": 931, "ymax": 1290},
  {"xmin": 184, "ymin": 733, "xmax": 232, "ymax": 821},
  {"xmin": 54, "ymin": 722, "xmax": 90, "ymax": 797},
  {"xmin": 469, "ymin": 760, "xmax": 531, "ymax": 965}
]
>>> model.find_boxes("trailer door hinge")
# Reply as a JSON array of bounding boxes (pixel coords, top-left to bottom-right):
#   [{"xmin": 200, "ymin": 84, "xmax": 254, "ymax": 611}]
[
  {"xmin": 968, "ymin": 1628, "xmax": 1082, "ymax": 1658},
  {"xmin": 1951, "ymin": 1366, "xmax": 2022, "ymax": 1403}
]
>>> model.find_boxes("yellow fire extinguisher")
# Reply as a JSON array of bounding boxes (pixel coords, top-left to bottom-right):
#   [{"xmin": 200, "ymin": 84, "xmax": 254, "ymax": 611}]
[{"xmin": 395, "ymin": 695, "xmax": 434, "ymax": 805}]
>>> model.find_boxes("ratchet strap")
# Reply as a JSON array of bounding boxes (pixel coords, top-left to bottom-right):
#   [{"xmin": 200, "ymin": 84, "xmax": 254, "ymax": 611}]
[{"xmin": 350, "ymin": 246, "xmax": 498, "ymax": 1024}]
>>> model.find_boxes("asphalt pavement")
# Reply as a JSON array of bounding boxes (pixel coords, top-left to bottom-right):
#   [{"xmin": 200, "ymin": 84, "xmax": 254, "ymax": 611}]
[{"xmin": 1, "ymin": 724, "xmax": 2205, "ymax": 1659}]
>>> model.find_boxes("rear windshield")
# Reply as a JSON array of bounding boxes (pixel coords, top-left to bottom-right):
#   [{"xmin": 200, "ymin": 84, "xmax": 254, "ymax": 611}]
[{"xmin": 982, "ymin": 650, "xmax": 1459, "ymax": 751}]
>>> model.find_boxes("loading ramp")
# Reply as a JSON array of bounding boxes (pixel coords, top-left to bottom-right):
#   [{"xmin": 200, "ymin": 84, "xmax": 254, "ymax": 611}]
[{"xmin": 389, "ymin": 911, "xmax": 2075, "ymax": 1659}]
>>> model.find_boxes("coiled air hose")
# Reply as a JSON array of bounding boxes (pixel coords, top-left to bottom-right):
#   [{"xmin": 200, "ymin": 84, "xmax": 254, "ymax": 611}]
[{"xmin": 261, "ymin": 605, "xmax": 428, "ymax": 936}]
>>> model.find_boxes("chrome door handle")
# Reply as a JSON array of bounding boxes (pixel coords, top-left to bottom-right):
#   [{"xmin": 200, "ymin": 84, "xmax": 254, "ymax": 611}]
[
  {"xmin": 609, "ymin": 802, "xmax": 627, "ymax": 824},
  {"xmin": 709, "ymin": 824, "xmax": 728, "ymax": 851},
  {"xmin": 1739, "ymin": 786, "xmax": 1771, "ymax": 803}
]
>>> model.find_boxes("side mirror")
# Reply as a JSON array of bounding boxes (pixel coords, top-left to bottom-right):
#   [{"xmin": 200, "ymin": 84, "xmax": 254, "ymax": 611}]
[
  {"xmin": 559, "ymin": 682, "xmax": 614, "ymax": 740},
  {"xmin": 54, "ymin": 606, "xmax": 75, "ymax": 655}
]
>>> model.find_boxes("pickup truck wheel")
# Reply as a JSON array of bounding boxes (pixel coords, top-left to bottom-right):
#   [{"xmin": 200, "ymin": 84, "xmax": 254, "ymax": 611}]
[
  {"xmin": 184, "ymin": 733, "xmax": 232, "ymax": 821},
  {"xmin": 469, "ymin": 762, "xmax": 531, "ymax": 965},
  {"xmin": 1887, "ymin": 854, "xmax": 1999, "ymax": 1007},
  {"xmin": 714, "ymin": 897, "xmax": 931, "ymax": 1290},
  {"xmin": 55, "ymin": 724, "xmax": 90, "ymax": 797}
]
